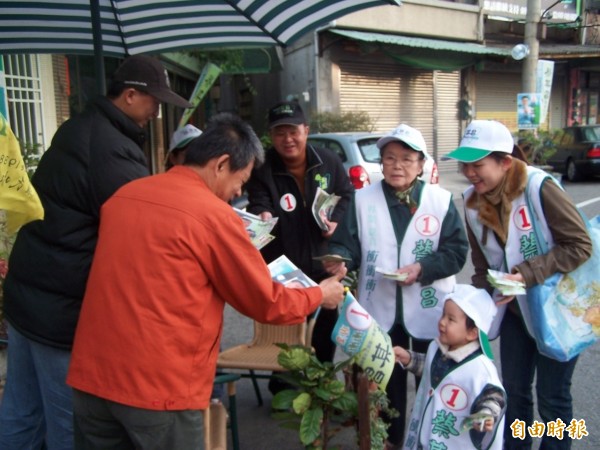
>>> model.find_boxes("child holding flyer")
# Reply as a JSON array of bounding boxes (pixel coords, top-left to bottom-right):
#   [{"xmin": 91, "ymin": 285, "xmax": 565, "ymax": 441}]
[{"xmin": 395, "ymin": 284, "xmax": 506, "ymax": 450}]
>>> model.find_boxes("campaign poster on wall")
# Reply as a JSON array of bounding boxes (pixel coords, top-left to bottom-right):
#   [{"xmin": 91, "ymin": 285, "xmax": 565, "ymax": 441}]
[{"xmin": 517, "ymin": 93, "xmax": 541, "ymax": 130}]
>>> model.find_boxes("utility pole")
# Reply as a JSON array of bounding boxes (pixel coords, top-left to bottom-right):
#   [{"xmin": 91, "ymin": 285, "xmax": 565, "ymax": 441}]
[{"xmin": 523, "ymin": 0, "xmax": 541, "ymax": 92}]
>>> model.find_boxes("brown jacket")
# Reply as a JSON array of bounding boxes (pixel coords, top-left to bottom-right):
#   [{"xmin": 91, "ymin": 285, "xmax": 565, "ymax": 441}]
[{"xmin": 467, "ymin": 160, "xmax": 592, "ymax": 290}]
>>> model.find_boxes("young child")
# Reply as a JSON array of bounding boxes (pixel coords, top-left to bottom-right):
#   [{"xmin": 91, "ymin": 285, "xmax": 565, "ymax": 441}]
[{"xmin": 395, "ymin": 284, "xmax": 506, "ymax": 450}]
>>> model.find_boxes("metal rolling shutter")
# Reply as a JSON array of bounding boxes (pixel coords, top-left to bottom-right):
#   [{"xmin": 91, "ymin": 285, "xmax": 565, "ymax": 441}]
[
  {"xmin": 338, "ymin": 62, "xmax": 461, "ymax": 173},
  {"xmin": 476, "ymin": 71, "xmax": 565, "ymax": 132},
  {"xmin": 339, "ymin": 61, "xmax": 402, "ymax": 132},
  {"xmin": 338, "ymin": 61, "xmax": 434, "ymax": 139},
  {"xmin": 475, "ymin": 72, "xmax": 521, "ymax": 120},
  {"xmin": 398, "ymin": 67, "xmax": 434, "ymax": 149},
  {"xmin": 434, "ymin": 71, "xmax": 461, "ymax": 173}
]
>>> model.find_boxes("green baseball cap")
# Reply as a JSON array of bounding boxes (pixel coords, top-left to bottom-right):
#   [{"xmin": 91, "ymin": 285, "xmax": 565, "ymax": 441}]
[{"xmin": 447, "ymin": 120, "xmax": 514, "ymax": 163}]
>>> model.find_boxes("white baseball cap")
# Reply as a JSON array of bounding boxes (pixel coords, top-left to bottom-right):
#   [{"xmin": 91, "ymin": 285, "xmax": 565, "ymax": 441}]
[
  {"xmin": 376, "ymin": 124, "xmax": 427, "ymax": 153},
  {"xmin": 446, "ymin": 120, "xmax": 514, "ymax": 163},
  {"xmin": 168, "ymin": 124, "xmax": 202, "ymax": 152},
  {"xmin": 443, "ymin": 284, "xmax": 497, "ymax": 360}
]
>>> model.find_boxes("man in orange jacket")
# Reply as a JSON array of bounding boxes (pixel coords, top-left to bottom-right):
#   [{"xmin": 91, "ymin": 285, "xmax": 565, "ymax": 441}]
[{"xmin": 67, "ymin": 112, "xmax": 346, "ymax": 449}]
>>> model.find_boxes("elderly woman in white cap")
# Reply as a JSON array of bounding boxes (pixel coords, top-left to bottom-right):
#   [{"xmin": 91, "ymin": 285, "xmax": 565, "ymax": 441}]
[
  {"xmin": 165, "ymin": 124, "xmax": 202, "ymax": 170},
  {"xmin": 324, "ymin": 124, "xmax": 468, "ymax": 449},
  {"xmin": 446, "ymin": 120, "xmax": 591, "ymax": 450}
]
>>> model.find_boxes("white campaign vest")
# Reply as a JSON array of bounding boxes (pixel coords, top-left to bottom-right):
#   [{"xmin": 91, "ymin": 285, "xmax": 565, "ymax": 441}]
[
  {"xmin": 355, "ymin": 182, "xmax": 456, "ymax": 337},
  {"xmin": 464, "ymin": 167, "xmax": 554, "ymax": 339},
  {"xmin": 403, "ymin": 342, "xmax": 505, "ymax": 450}
]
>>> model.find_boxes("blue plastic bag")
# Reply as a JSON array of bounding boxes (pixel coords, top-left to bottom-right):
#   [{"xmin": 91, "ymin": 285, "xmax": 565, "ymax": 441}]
[{"xmin": 526, "ymin": 214, "xmax": 600, "ymax": 362}]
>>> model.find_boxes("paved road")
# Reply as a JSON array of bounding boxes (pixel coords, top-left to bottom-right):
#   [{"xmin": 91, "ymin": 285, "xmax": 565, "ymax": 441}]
[{"xmin": 220, "ymin": 170, "xmax": 600, "ymax": 449}]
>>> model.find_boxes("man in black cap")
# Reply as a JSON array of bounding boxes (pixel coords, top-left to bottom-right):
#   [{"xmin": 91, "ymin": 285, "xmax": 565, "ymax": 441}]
[
  {"xmin": 246, "ymin": 101, "xmax": 354, "ymax": 388},
  {"xmin": 0, "ymin": 55, "xmax": 190, "ymax": 450}
]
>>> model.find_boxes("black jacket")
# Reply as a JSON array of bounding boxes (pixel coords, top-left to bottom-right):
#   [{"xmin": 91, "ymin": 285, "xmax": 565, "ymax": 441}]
[
  {"xmin": 3, "ymin": 96, "xmax": 150, "ymax": 348},
  {"xmin": 246, "ymin": 144, "xmax": 354, "ymax": 281}
]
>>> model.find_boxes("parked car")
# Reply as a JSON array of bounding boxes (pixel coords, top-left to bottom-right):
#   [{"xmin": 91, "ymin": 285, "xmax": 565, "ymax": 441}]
[
  {"xmin": 307, "ymin": 132, "xmax": 439, "ymax": 189},
  {"xmin": 546, "ymin": 125, "xmax": 600, "ymax": 182}
]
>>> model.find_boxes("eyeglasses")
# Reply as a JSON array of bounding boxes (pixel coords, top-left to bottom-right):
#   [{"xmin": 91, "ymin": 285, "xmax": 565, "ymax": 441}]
[{"xmin": 381, "ymin": 155, "xmax": 420, "ymax": 167}]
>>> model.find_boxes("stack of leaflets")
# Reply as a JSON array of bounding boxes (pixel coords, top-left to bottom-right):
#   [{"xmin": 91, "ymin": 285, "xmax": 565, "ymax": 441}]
[
  {"xmin": 312, "ymin": 187, "xmax": 340, "ymax": 231},
  {"xmin": 233, "ymin": 208, "xmax": 278, "ymax": 250},
  {"xmin": 268, "ymin": 255, "xmax": 320, "ymax": 319},
  {"xmin": 486, "ymin": 269, "xmax": 526, "ymax": 296},
  {"xmin": 376, "ymin": 267, "xmax": 409, "ymax": 282},
  {"xmin": 461, "ymin": 412, "xmax": 493, "ymax": 432},
  {"xmin": 268, "ymin": 255, "xmax": 317, "ymax": 289}
]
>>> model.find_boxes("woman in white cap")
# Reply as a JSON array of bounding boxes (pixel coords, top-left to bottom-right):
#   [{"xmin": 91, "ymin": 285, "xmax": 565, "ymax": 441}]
[
  {"xmin": 446, "ymin": 120, "xmax": 592, "ymax": 450},
  {"xmin": 325, "ymin": 124, "xmax": 468, "ymax": 449},
  {"xmin": 165, "ymin": 124, "xmax": 202, "ymax": 170}
]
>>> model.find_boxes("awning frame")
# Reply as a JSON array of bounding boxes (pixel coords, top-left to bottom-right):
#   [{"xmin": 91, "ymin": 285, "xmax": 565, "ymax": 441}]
[{"xmin": 328, "ymin": 29, "xmax": 511, "ymax": 71}]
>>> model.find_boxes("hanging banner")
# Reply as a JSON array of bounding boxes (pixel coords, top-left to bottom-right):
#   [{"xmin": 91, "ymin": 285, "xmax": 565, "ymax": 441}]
[
  {"xmin": 537, "ymin": 60, "xmax": 555, "ymax": 124},
  {"xmin": 0, "ymin": 112, "xmax": 44, "ymax": 234},
  {"xmin": 331, "ymin": 291, "xmax": 394, "ymax": 390},
  {"xmin": 178, "ymin": 63, "xmax": 222, "ymax": 128}
]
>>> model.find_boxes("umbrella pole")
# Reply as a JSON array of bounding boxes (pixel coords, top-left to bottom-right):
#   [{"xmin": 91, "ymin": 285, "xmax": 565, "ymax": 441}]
[{"xmin": 91, "ymin": 0, "xmax": 106, "ymax": 95}]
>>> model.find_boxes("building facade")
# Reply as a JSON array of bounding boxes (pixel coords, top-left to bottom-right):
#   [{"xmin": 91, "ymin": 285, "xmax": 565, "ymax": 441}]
[
  {"xmin": 255, "ymin": 0, "xmax": 600, "ymax": 172},
  {"xmin": 2, "ymin": 1, "xmax": 599, "ymax": 174}
]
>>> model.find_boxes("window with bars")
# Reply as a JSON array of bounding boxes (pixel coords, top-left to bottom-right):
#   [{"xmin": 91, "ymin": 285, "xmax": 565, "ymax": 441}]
[{"xmin": 3, "ymin": 54, "xmax": 46, "ymax": 154}]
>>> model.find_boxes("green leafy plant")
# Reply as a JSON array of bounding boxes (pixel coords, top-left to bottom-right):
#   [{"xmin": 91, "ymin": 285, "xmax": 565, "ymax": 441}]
[
  {"xmin": 261, "ymin": 110, "xmax": 375, "ymax": 149},
  {"xmin": 260, "ymin": 134, "xmax": 272, "ymax": 150},
  {"xmin": 309, "ymin": 111, "xmax": 375, "ymax": 133},
  {"xmin": 186, "ymin": 49, "xmax": 258, "ymax": 96},
  {"xmin": 271, "ymin": 344, "xmax": 396, "ymax": 449},
  {"xmin": 363, "ymin": 383, "xmax": 398, "ymax": 449},
  {"xmin": 517, "ymin": 129, "xmax": 563, "ymax": 167},
  {"xmin": 18, "ymin": 141, "xmax": 43, "ymax": 179},
  {"xmin": 185, "ymin": 49, "xmax": 245, "ymax": 74}
]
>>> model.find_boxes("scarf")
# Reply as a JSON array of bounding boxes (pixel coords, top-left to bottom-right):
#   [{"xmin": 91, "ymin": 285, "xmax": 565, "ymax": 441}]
[
  {"xmin": 394, "ymin": 178, "xmax": 418, "ymax": 213},
  {"xmin": 435, "ymin": 339, "xmax": 481, "ymax": 363},
  {"xmin": 465, "ymin": 159, "xmax": 528, "ymax": 245}
]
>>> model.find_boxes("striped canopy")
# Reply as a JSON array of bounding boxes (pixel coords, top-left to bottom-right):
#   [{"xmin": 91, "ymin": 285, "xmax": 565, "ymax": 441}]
[{"xmin": 0, "ymin": 0, "xmax": 401, "ymax": 56}]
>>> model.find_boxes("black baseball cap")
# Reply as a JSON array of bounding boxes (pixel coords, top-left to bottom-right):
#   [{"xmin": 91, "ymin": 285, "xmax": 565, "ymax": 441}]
[
  {"xmin": 112, "ymin": 55, "xmax": 192, "ymax": 108},
  {"xmin": 268, "ymin": 101, "xmax": 306, "ymax": 128}
]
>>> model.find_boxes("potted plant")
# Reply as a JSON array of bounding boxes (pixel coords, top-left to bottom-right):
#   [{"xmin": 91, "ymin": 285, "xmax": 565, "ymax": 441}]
[
  {"xmin": 271, "ymin": 344, "xmax": 396, "ymax": 450},
  {"xmin": 517, "ymin": 129, "xmax": 563, "ymax": 170}
]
